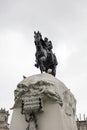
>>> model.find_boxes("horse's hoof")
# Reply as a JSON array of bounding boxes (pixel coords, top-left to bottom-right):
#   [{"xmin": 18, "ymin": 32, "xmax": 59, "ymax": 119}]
[{"xmin": 35, "ymin": 64, "xmax": 39, "ymax": 68}]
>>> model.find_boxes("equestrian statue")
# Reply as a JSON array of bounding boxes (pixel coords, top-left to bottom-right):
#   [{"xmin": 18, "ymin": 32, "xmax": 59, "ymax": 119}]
[{"xmin": 34, "ymin": 31, "xmax": 58, "ymax": 76}]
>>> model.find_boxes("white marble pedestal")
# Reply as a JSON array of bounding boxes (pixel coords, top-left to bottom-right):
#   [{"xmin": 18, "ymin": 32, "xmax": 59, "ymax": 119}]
[{"xmin": 10, "ymin": 73, "xmax": 77, "ymax": 130}]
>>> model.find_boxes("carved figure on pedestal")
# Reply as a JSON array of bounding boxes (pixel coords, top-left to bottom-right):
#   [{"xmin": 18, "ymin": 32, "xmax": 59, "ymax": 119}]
[
  {"xmin": 34, "ymin": 31, "xmax": 58, "ymax": 76},
  {"xmin": 25, "ymin": 112, "xmax": 37, "ymax": 130}
]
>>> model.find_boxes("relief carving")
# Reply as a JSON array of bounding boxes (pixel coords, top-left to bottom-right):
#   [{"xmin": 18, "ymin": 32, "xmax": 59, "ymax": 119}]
[
  {"xmin": 14, "ymin": 80, "xmax": 63, "ymax": 109},
  {"xmin": 63, "ymin": 89, "xmax": 76, "ymax": 117}
]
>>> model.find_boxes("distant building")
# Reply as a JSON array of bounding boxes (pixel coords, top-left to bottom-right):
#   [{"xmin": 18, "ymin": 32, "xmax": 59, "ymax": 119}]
[
  {"xmin": 77, "ymin": 120, "xmax": 87, "ymax": 130},
  {"xmin": 76, "ymin": 114, "xmax": 87, "ymax": 130},
  {"xmin": 0, "ymin": 108, "xmax": 9, "ymax": 130}
]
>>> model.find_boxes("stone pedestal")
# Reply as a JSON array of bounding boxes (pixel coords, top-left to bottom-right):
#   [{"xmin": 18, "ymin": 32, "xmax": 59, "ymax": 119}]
[{"xmin": 10, "ymin": 73, "xmax": 77, "ymax": 130}]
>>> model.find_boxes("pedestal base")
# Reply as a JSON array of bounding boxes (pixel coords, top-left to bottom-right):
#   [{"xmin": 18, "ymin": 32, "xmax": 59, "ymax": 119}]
[{"xmin": 10, "ymin": 74, "xmax": 77, "ymax": 130}]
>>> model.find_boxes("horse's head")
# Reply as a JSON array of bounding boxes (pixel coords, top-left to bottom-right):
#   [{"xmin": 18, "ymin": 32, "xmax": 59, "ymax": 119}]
[{"xmin": 34, "ymin": 31, "xmax": 42, "ymax": 46}]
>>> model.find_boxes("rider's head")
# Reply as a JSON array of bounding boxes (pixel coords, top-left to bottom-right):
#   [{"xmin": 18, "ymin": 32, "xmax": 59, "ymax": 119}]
[{"xmin": 44, "ymin": 37, "xmax": 48, "ymax": 42}]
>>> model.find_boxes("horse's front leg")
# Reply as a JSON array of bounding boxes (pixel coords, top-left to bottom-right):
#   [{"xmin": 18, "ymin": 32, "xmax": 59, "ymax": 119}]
[
  {"xmin": 35, "ymin": 53, "xmax": 39, "ymax": 68},
  {"xmin": 35, "ymin": 59, "xmax": 39, "ymax": 68}
]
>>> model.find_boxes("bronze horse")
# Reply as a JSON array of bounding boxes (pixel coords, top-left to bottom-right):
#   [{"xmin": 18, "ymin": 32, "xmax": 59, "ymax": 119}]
[{"xmin": 34, "ymin": 31, "xmax": 58, "ymax": 76}]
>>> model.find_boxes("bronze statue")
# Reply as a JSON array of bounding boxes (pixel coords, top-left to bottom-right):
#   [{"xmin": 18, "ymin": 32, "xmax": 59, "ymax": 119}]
[{"xmin": 34, "ymin": 31, "xmax": 58, "ymax": 76}]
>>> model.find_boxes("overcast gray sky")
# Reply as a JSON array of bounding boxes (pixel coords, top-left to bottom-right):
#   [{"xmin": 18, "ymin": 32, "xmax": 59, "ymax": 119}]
[{"xmin": 0, "ymin": 0, "xmax": 87, "ymax": 122}]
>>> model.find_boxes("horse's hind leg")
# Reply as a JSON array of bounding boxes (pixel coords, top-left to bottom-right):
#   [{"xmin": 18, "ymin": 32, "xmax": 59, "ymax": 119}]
[
  {"xmin": 52, "ymin": 66, "xmax": 56, "ymax": 76},
  {"xmin": 39, "ymin": 57, "xmax": 46, "ymax": 72}
]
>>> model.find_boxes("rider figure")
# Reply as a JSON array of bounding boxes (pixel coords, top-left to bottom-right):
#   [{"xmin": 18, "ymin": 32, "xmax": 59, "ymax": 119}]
[
  {"xmin": 44, "ymin": 37, "xmax": 53, "ymax": 51},
  {"xmin": 44, "ymin": 37, "xmax": 58, "ymax": 66},
  {"xmin": 44, "ymin": 37, "xmax": 53, "ymax": 60}
]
